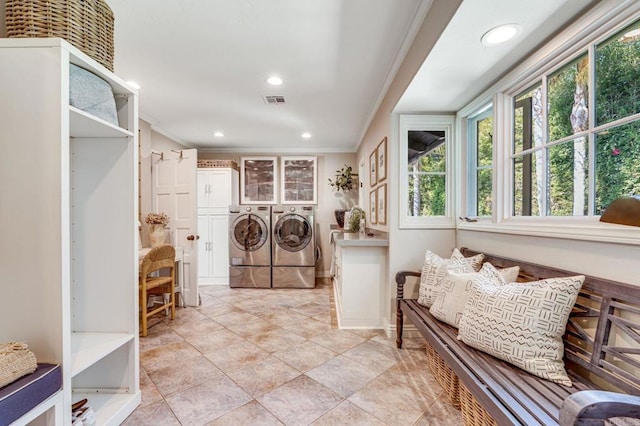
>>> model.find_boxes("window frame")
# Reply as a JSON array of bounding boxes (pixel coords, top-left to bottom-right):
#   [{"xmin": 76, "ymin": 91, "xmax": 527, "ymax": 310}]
[
  {"xmin": 457, "ymin": 2, "xmax": 640, "ymax": 245},
  {"xmin": 466, "ymin": 105, "xmax": 493, "ymax": 218},
  {"xmin": 399, "ymin": 114, "xmax": 456, "ymax": 229}
]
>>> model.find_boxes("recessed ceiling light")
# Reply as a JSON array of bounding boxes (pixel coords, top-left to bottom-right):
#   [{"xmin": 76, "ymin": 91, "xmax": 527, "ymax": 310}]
[
  {"xmin": 302, "ymin": 132, "xmax": 312, "ymax": 139},
  {"xmin": 126, "ymin": 80, "xmax": 141, "ymax": 89},
  {"xmin": 267, "ymin": 76, "xmax": 283, "ymax": 86},
  {"xmin": 213, "ymin": 131, "xmax": 224, "ymax": 137},
  {"xmin": 481, "ymin": 24, "xmax": 521, "ymax": 46}
]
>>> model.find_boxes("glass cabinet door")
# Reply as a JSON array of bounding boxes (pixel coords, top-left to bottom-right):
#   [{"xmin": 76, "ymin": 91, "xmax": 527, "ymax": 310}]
[
  {"xmin": 241, "ymin": 156, "xmax": 277, "ymax": 204},
  {"xmin": 280, "ymin": 156, "xmax": 317, "ymax": 204}
]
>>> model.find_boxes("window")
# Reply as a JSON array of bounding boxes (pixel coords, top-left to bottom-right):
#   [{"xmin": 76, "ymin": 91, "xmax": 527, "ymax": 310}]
[
  {"xmin": 511, "ymin": 18, "xmax": 640, "ymax": 218},
  {"xmin": 399, "ymin": 114, "xmax": 455, "ymax": 228},
  {"xmin": 467, "ymin": 106, "xmax": 493, "ymax": 217}
]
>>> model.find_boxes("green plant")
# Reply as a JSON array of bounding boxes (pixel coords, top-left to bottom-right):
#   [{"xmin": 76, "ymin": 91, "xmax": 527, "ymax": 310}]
[
  {"xmin": 328, "ymin": 164, "xmax": 358, "ymax": 192},
  {"xmin": 347, "ymin": 207, "xmax": 365, "ymax": 231}
]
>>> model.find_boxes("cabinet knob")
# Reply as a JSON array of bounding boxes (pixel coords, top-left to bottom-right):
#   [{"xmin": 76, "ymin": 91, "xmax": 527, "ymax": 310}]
[{"xmin": 187, "ymin": 235, "xmax": 200, "ymax": 241}]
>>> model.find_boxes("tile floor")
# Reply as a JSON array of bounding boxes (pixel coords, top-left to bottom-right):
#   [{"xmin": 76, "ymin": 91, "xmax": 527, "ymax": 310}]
[{"xmin": 124, "ymin": 279, "xmax": 463, "ymax": 425}]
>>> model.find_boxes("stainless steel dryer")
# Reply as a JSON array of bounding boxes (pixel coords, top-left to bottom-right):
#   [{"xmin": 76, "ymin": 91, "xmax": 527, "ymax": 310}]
[
  {"xmin": 271, "ymin": 205, "xmax": 315, "ymax": 288},
  {"xmin": 229, "ymin": 205, "xmax": 271, "ymax": 288}
]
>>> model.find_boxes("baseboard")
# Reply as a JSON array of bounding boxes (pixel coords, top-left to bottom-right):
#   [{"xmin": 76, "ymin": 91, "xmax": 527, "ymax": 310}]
[{"xmin": 383, "ymin": 319, "xmax": 421, "ymax": 339}]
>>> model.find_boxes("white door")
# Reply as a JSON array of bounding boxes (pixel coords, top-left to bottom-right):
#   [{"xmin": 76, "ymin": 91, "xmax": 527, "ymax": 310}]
[
  {"xmin": 153, "ymin": 149, "xmax": 199, "ymax": 306},
  {"xmin": 197, "ymin": 214, "xmax": 211, "ymax": 279}
]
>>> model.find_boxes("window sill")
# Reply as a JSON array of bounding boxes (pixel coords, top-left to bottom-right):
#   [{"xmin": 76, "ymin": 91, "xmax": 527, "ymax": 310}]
[{"xmin": 457, "ymin": 218, "xmax": 640, "ymax": 246}]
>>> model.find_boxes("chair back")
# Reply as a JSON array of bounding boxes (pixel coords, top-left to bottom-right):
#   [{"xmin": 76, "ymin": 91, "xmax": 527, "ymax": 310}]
[{"xmin": 140, "ymin": 244, "xmax": 175, "ymax": 277}]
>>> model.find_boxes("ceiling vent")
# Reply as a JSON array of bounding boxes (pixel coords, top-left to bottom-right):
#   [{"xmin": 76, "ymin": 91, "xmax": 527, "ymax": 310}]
[{"xmin": 263, "ymin": 95, "xmax": 286, "ymax": 105}]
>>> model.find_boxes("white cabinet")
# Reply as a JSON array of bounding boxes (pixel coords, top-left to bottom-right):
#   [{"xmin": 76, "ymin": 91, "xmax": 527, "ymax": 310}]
[
  {"xmin": 332, "ymin": 235, "xmax": 387, "ymax": 329},
  {"xmin": 197, "ymin": 167, "xmax": 238, "ymax": 285},
  {"xmin": 280, "ymin": 156, "xmax": 317, "ymax": 204},
  {"xmin": 0, "ymin": 39, "xmax": 139, "ymax": 425}
]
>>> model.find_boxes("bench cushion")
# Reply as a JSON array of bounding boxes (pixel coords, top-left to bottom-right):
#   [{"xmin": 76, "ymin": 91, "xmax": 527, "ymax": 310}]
[
  {"xmin": 459, "ymin": 275, "xmax": 585, "ymax": 386},
  {"xmin": 0, "ymin": 363, "xmax": 62, "ymax": 426}
]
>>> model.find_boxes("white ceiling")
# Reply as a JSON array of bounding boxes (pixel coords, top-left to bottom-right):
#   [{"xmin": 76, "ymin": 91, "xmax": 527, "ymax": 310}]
[{"xmin": 107, "ymin": 0, "xmax": 595, "ymax": 153}]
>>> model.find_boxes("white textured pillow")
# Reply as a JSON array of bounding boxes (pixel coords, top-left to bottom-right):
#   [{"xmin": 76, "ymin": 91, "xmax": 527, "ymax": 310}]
[
  {"xmin": 417, "ymin": 248, "xmax": 484, "ymax": 308},
  {"xmin": 429, "ymin": 263, "xmax": 519, "ymax": 328},
  {"xmin": 458, "ymin": 275, "xmax": 585, "ymax": 386}
]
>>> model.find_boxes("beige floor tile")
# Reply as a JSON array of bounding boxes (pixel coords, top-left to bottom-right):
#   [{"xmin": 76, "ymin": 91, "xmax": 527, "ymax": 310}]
[
  {"xmin": 349, "ymin": 329, "xmax": 386, "ymax": 339},
  {"xmin": 165, "ymin": 375, "xmax": 252, "ymax": 424},
  {"xmin": 140, "ymin": 340, "xmax": 202, "ymax": 372},
  {"xmin": 206, "ymin": 400, "xmax": 284, "ymax": 426},
  {"xmin": 257, "ymin": 375, "xmax": 343, "ymax": 426},
  {"xmin": 164, "ymin": 306, "xmax": 209, "ymax": 326},
  {"xmin": 204, "ymin": 340, "xmax": 269, "ymax": 372},
  {"xmin": 225, "ymin": 355, "xmax": 302, "ymax": 397},
  {"xmin": 208, "ymin": 310, "xmax": 262, "ymax": 328},
  {"xmin": 282, "ymin": 317, "xmax": 332, "ymax": 338},
  {"xmin": 198, "ymin": 303, "xmax": 243, "ymax": 319},
  {"xmin": 184, "ymin": 327, "xmax": 241, "ymax": 353},
  {"xmin": 122, "ymin": 400, "xmax": 181, "ymax": 426},
  {"xmin": 306, "ymin": 355, "xmax": 380, "ymax": 398},
  {"xmin": 139, "ymin": 368, "xmax": 163, "ymax": 407},
  {"xmin": 273, "ymin": 340, "xmax": 337, "ymax": 372},
  {"xmin": 310, "ymin": 329, "xmax": 367, "ymax": 353},
  {"xmin": 348, "ymin": 372, "xmax": 440, "ymax": 425},
  {"xmin": 385, "ymin": 351, "xmax": 440, "ymax": 390},
  {"xmin": 413, "ymin": 394, "xmax": 463, "ymax": 425},
  {"xmin": 260, "ymin": 310, "xmax": 310, "ymax": 327},
  {"xmin": 139, "ymin": 322, "xmax": 184, "ymax": 353},
  {"xmin": 312, "ymin": 400, "xmax": 387, "ymax": 426},
  {"xmin": 291, "ymin": 302, "xmax": 330, "ymax": 317},
  {"xmin": 168, "ymin": 317, "xmax": 224, "ymax": 338},
  {"xmin": 147, "ymin": 355, "xmax": 223, "ymax": 397},
  {"xmin": 342, "ymin": 340, "xmax": 406, "ymax": 375},
  {"xmin": 225, "ymin": 318, "xmax": 281, "ymax": 338},
  {"xmin": 248, "ymin": 327, "xmax": 307, "ymax": 353}
]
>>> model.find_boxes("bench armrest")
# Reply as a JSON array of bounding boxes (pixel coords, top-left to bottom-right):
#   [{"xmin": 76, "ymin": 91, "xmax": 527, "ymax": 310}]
[
  {"xmin": 395, "ymin": 271, "xmax": 421, "ymax": 299},
  {"xmin": 559, "ymin": 390, "xmax": 640, "ymax": 425}
]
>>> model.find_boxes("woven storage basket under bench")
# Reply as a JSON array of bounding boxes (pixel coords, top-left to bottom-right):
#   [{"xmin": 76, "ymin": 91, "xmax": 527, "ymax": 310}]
[
  {"xmin": 396, "ymin": 248, "xmax": 640, "ymax": 425},
  {"xmin": 5, "ymin": 0, "xmax": 114, "ymax": 70}
]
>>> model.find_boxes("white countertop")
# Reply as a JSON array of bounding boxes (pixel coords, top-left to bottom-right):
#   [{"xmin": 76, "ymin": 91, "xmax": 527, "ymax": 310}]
[{"xmin": 333, "ymin": 232, "xmax": 389, "ymax": 247}]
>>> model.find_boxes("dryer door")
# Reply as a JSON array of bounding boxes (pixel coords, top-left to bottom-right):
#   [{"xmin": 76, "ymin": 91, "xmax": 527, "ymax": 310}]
[
  {"xmin": 272, "ymin": 214, "xmax": 314, "ymax": 266},
  {"xmin": 230, "ymin": 214, "xmax": 270, "ymax": 265}
]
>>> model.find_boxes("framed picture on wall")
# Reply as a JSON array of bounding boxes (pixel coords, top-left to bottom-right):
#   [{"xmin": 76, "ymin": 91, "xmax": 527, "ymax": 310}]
[
  {"xmin": 376, "ymin": 137, "xmax": 387, "ymax": 182},
  {"xmin": 369, "ymin": 189, "xmax": 377, "ymax": 224},
  {"xmin": 369, "ymin": 150, "xmax": 377, "ymax": 186},
  {"xmin": 377, "ymin": 183, "xmax": 387, "ymax": 225}
]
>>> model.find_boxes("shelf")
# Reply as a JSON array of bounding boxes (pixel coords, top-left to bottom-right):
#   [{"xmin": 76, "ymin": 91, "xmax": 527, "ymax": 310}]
[
  {"xmin": 71, "ymin": 332, "xmax": 134, "ymax": 377},
  {"xmin": 71, "ymin": 392, "xmax": 140, "ymax": 426},
  {"xmin": 69, "ymin": 106, "xmax": 134, "ymax": 138}
]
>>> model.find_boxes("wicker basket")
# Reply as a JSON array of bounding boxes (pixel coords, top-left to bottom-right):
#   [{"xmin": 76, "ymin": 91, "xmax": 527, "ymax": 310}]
[
  {"xmin": 197, "ymin": 159, "xmax": 239, "ymax": 171},
  {"xmin": 426, "ymin": 345, "xmax": 461, "ymax": 409},
  {"xmin": 460, "ymin": 382, "xmax": 498, "ymax": 426},
  {"xmin": 0, "ymin": 342, "xmax": 37, "ymax": 388},
  {"xmin": 5, "ymin": 0, "xmax": 114, "ymax": 71}
]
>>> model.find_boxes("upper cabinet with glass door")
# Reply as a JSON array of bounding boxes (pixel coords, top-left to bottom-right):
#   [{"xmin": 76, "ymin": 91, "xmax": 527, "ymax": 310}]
[
  {"xmin": 281, "ymin": 156, "xmax": 317, "ymax": 204},
  {"xmin": 241, "ymin": 157, "xmax": 277, "ymax": 204}
]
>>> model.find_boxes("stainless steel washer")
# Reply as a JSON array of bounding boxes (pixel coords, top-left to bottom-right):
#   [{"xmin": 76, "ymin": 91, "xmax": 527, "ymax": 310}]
[
  {"xmin": 229, "ymin": 205, "xmax": 271, "ymax": 288},
  {"xmin": 271, "ymin": 205, "xmax": 315, "ymax": 288}
]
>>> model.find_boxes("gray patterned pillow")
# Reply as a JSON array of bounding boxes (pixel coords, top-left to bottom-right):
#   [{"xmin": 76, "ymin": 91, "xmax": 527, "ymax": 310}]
[
  {"xmin": 429, "ymin": 263, "xmax": 520, "ymax": 328},
  {"xmin": 458, "ymin": 275, "xmax": 585, "ymax": 386},
  {"xmin": 417, "ymin": 248, "xmax": 484, "ymax": 307}
]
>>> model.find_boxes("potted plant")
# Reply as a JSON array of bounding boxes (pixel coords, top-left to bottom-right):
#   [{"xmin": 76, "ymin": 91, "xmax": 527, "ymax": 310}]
[
  {"xmin": 145, "ymin": 212, "xmax": 170, "ymax": 247},
  {"xmin": 328, "ymin": 165, "xmax": 358, "ymax": 227}
]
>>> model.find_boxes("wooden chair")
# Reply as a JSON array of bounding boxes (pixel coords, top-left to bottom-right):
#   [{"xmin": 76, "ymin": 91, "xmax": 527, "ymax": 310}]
[{"xmin": 139, "ymin": 244, "xmax": 176, "ymax": 337}]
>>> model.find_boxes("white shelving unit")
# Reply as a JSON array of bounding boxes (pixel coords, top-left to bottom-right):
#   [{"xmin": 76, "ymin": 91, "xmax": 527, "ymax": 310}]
[
  {"xmin": 0, "ymin": 38, "xmax": 140, "ymax": 425},
  {"xmin": 197, "ymin": 167, "xmax": 239, "ymax": 285}
]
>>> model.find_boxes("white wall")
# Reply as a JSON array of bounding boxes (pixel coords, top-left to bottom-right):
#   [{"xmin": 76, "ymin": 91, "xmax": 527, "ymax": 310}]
[{"xmin": 198, "ymin": 151, "xmax": 358, "ymax": 276}]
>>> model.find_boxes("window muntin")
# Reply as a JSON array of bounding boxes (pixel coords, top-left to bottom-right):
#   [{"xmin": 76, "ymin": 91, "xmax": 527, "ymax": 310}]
[{"xmin": 467, "ymin": 107, "xmax": 493, "ymax": 217}]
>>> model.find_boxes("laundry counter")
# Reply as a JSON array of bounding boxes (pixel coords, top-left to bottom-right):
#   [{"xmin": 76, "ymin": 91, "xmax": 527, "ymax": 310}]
[{"xmin": 331, "ymin": 231, "xmax": 388, "ymax": 329}]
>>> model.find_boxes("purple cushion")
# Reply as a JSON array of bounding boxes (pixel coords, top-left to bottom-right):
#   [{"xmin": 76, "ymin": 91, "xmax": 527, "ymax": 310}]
[{"xmin": 0, "ymin": 364, "xmax": 62, "ymax": 426}]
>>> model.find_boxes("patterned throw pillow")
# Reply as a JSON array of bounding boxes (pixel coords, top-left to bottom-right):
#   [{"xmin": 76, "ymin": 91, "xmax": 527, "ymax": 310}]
[
  {"xmin": 429, "ymin": 263, "xmax": 520, "ymax": 328},
  {"xmin": 458, "ymin": 275, "xmax": 585, "ymax": 386},
  {"xmin": 417, "ymin": 248, "xmax": 484, "ymax": 307}
]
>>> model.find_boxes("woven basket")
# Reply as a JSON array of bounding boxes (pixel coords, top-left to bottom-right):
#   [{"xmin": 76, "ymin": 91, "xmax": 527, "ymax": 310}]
[
  {"xmin": 0, "ymin": 342, "xmax": 37, "ymax": 388},
  {"xmin": 460, "ymin": 382, "xmax": 498, "ymax": 426},
  {"xmin": 426, "ymin": 345, "xmax": 461, "ymax": 409},
  {"xmin": 5, "ymin": 0, "xmax": 114, "ymax": 71},
  {"xmin": 197, "ymin": 159, "xmax": 239, "ymax": 171}
]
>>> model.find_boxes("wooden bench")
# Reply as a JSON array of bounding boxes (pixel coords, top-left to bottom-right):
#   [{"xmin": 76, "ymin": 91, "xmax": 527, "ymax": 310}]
[{"xmin": 396, "ymin": 248, "xmax": 640, "ymax": 425}]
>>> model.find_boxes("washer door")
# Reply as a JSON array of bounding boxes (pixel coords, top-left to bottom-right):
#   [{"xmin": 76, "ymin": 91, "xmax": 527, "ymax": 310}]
[
  {"xmin": 231, "ymin": 214, "xmax": 268, "ymax": 252},
  {"xmin": 273, "ymin": 214, "xmax": 312, "ymax": 252}
]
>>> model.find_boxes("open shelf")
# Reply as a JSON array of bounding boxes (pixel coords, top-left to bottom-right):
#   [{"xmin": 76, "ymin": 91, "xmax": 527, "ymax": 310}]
[
  {"xmin": 71, "ymin": 392, "xmax": 140, "ymax": 426},
  {"xmin": 69, "ymin": 106, "xmax": 133, "ymax": 138},
  {"xmin": 70, "ymin": 332, "xmax": 134, "ymax": 377}
]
